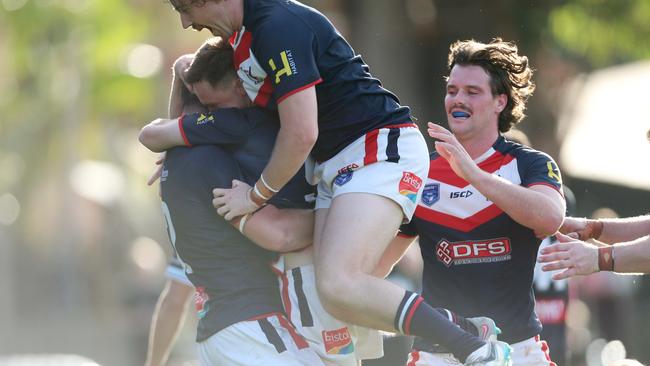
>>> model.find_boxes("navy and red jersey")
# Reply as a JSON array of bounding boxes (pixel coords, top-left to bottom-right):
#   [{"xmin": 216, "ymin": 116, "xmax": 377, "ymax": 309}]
[
  {"xmin": 180, "ymin": 107, "xmax": 315, "ymax": 209},
  {"xmin": 226, "ymin": 0, "xmax": 412, "ymax": 162},
  {"xmin": 161, "ymin": 145, "xmax": 283, "ymax": 342},
  {"xmin": 400, "ymin": 135, "xmax": 563, "ymax": 344},
  {"xmin": 162, "ymin": 108, "xmax": 315, "ymax": 341}
]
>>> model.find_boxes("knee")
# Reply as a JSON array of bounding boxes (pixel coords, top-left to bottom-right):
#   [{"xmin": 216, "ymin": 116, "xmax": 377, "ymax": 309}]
[{"xmin": 315, "ymin": 268, "xmax": 357, "ymax": 317}]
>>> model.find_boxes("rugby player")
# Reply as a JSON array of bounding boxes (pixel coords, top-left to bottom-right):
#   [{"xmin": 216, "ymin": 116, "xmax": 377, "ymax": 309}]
[
  {"xmin": 392, "ymin": 38, "xmax": 565, "ymax": 365},
  {"xmin": 141, "ymin": 42, "xmax": 322, "ymax": 366},
  {"xmin": 158, "ymin": 1, "xmax": 509, "ymax": 363},
  {"xmin": 142, "ymin": 37, "xmax": 382, "ymax": 366}
]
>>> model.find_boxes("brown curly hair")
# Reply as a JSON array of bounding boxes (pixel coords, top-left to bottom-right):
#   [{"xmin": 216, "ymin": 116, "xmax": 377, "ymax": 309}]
[{"xmin": 447, "ymin": 38, "xmax": 535, "ymax": 132}]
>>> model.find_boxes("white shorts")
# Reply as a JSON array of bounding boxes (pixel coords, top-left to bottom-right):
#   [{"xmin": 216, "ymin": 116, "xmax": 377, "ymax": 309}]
[
  {"xmin": 197, "ymin": 312, "xmax": 324, "ymax": 366},
  {"xmin": 312, "ymin": 124, "xmax": 429, "ymax": 221},
  {"xmin": 276, "ymin": 263, "xmax": 384, "ymax": 365},
  {"xmin": 406, "ymin": 335, "xmax": 555, "ymax": 366}
]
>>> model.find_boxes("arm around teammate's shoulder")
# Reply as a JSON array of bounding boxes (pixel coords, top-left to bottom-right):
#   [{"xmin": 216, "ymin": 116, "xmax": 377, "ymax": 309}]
[{"xmin": 139, "ymin": 118, "xmax": 186, "ymax": 153}]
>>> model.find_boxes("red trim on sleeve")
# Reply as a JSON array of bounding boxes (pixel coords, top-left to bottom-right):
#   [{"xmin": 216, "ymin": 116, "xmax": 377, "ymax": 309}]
[
  {"xmin": 178, "ymin": 115, "xmax": 192, "ymax": 147},
  {"xmin": 397, "ymin": 232, "xmax": 417, "ymax": 239},
  {"xmin": 527, "ymin": 182, "xmax": 564, "ymax": 196},
  {"xmin": 276, "ymin": 78, "xmax": 323, "ymax": 104}
]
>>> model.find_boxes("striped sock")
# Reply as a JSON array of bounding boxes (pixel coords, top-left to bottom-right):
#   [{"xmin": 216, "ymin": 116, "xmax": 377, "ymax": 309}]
[
  {"xmin": 394, "ymin": 291, "xmax": 484, "ymax": 362},
  {"xmin": 434, "ymin": 308, "xmax": 479, "ymax": 337}
]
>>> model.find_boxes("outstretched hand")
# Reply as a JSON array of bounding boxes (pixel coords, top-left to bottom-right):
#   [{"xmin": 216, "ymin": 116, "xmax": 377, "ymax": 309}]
[
  {"xmin": 559, "ymin": 217, "xmax": 602, "ymax": 241},
  {"xmin": 538, "ymin": 232, "xmax": 599, "ymax": 280},
  {"xmin": 212, "ymin": 179, "xmax": 259, "ymax": 221}
]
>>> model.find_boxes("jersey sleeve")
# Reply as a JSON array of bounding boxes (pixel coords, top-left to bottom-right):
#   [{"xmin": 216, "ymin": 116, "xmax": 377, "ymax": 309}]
[
  {"xmin": 520, "ymin": 150, "xmax": 563, "ymax": 193},
  {"xmin": 179, "ymin": 108, "xmax": 260, "ymax": 146},
  {"xmin": 253, "ymin": 17, "xmax": 322, "ymax": 103}
]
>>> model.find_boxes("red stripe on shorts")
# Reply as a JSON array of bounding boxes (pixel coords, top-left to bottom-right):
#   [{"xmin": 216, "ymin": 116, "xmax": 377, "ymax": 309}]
[
  {"xmin": 364, "ymin": 129, "xmax": 380, "ymax": 165},
  {"xmin": 279, "ymin": 272, "xmax": 292, "ymax": 321},
  {"xmin": 277, "ymin": 314, "xmax": 309, "ymax": 349}
]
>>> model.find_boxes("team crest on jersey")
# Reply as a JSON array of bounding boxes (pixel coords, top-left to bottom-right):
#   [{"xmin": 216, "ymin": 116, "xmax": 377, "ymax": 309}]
[
  {"xmin": 322, "ymin": 327, "xmax": 355, "ymax": 355},
  {"xmin": 194, "ymin": 287, "xmax": 210, "ymax": 319},
  {"xmin": 334, "ymin": 171, "xmax": 353, "ymax": 186},
  {"xmin": 435, "ymin": 238, "xmax": 512, "ymax": 267},
  {"xmin": 421, "ymin": 183, "xmax": 440, "ymax": 206},
  {"xmin": 399, "ymin": 172, "xmax": 422, "ymax": 203}
]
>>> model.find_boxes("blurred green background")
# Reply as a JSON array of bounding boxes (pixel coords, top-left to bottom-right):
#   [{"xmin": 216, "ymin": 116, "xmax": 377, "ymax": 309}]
[{"xmin": 0, "ymin": 0, "xmax": 649, "ymax": 365}]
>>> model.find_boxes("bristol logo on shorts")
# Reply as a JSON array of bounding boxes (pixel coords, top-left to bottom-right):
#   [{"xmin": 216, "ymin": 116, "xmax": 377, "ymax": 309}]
[
  {"xmin": 334, "ymin": 171, "xmax": 353, "ymax": 186},
  {"xmin": 421, "ymin": 183, "xmax": 440, "ymax": 206},
  {"xmin": 194, "ymin": 287, "xmax": 210, "ymax": 319},
  {"xmin": 435, "ymin": 238, "xmax": 512, "ymax": 267},
  {"xmin": 322, "ymin": 327, "xmax": 355, "ymax": 355},
  {"xmin": 399, "ymin": 172, "xmax": 423, "ymax": 203}
]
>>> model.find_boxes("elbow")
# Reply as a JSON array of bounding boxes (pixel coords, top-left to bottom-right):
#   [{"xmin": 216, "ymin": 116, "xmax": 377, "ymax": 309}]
[
  {"xmin": 139, "ymin": 126, "xmax": 164, "ymax": 153},
  {"xmin": 293, "ymin": 125, "xmax": 318, "ymax": 153},
  {"xmin": 536, "ymin": 211, "xmax": 565, "ymax": 237}
]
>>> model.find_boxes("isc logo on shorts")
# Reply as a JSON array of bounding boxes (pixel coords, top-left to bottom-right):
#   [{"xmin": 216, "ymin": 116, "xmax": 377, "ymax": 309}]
[
  {"xmin": 435, "ymin": 238, "xmax": 512, "ymax": 267},
  {"xmin": 322, "ymin": 327, "xmax": 354, "ymax": 355},
  {"xmin": 399, "ymin": 172, "xmax": 422, "ymax": 203}
]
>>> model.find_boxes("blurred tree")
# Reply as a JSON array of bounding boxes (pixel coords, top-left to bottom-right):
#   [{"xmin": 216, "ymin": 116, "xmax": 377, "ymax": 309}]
[{"xmin": 549, "ymin": 0, "xmax": 650, "ymax": 68}]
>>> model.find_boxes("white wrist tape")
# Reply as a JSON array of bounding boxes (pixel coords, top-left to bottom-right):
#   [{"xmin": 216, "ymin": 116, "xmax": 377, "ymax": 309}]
[{"xmin": 238, "ymin": 213, "xmax": 251, "ymax": 234}]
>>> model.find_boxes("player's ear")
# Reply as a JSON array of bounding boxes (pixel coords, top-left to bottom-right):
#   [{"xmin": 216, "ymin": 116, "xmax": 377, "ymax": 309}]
[{"xmin": 495, "ymin": 93, "xmax": 507, "ymax": 113}]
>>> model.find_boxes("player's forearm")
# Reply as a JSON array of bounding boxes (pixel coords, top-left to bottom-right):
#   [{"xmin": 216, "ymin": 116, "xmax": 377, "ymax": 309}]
[
  {"xmin": 471, "ymin": 170, "xmax": 565, "ymax": 236},
  {"xmin": 236, "ymin": 206, "xmax": 314, "ymax": 252},
  {"xmin": 139, "ymin": 118, "xmax": 186, "ymax": 152},
  {"xmin": 598, "ymin": 215, "xmax": 650, "ymax": 244},
  {"xmin": 612, "ymin": 235, "xmax": 650, "ymax": 273},
  {"xmin": 259, "ymin": 88, "xmax": 318, "ymax": 195}
]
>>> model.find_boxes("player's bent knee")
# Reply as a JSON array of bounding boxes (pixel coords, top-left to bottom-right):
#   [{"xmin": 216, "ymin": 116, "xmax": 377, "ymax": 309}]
[{"xmin": 315, "ymin": 271, "xmax": 360, "ymax": 318}]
